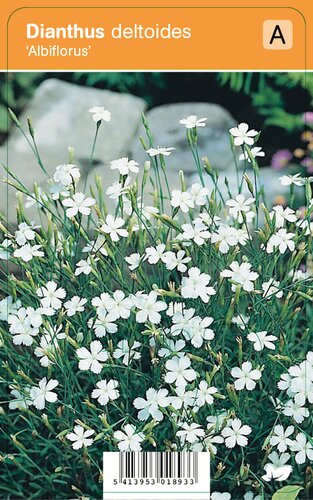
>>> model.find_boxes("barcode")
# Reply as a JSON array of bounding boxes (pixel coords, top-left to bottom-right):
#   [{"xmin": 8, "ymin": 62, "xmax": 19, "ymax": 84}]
[
  {"xmin": 118, "ymin": 452, "xmax": 198, "ymax": 484},
  {"xmin": 103, "ymin": 451, "xmax": 210, "ymax": 499}
]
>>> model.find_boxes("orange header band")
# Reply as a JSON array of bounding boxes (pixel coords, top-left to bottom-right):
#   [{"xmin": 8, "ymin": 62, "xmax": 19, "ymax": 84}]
[{"xmin": 2, "ymin": 0, "xmax": 313, "ymax": 71}]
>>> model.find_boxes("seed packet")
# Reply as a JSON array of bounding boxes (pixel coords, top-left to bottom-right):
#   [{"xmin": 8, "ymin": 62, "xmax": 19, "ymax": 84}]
[{"xmin": 1, "ymin": 2, "xmax": 313, "ymax": 499}]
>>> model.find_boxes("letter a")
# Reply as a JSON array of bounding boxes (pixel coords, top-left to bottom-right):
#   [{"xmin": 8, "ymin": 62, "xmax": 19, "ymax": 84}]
[{"xmin": 269, "ymin": 25, "xmax": 286, "ymax": 45}]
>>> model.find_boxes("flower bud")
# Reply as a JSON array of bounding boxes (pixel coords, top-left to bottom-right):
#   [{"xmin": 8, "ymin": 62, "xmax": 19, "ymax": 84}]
[{"xmin": 27, "ymin": 116, "xmax": 35, "ymax": 139}]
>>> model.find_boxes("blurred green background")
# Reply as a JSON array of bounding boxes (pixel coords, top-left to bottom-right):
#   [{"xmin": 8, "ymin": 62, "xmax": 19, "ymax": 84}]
[{"xmin": 1, "ymin": 72, "xmax": 312, "ymax": 163}]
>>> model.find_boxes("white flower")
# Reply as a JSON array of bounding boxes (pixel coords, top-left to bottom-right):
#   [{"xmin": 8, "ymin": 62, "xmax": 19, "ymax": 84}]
[
  {"xmin": 10, "ymin": 323, "xmax": 38, "ymax": 346},
  {"xmin": 247, "ymin": 331, "xmax": 277, "ymax": 351},
  {"xmin": 279, "ymin": 173, "xmax": 304, "ymax": 187},
  {"xmin": 211, "ymin": 493, "xmax": 231, "ymax": 500},
  {"xmin": 113, "ymin": 339, "xmax": 141, "ymax": 365},
  {"xmin": 144, "ymin": 244, "xmax": 166, "ymax": 264},
  {"xmin": 262, "ymin": 463, "xmax": 292, "ymax": 482},
  {"xmin": 231, "ymin": 314, "xmax": 250, "ymax": 330},
  {"xmin": 9, "ymin": 387, "xmax": 32, "ymax": 410},
  {"xmin": 282, "ymin": 399, "xmax": 309, "ymax": 423},
  {"xmin": 231, "ymin": 361, "xmax": 262, "ymax": 390},
  {"xmin": 134, "ymin": 291, "xmax": 167, "ymax": 324},
  {"xmin": 25, "ymin": 307, "xmax": 43, "ymax": 327},
  {"xmin": 89, "ymin": 311, "xmax": 117, "ymax": 338},
  {"xmin": 106, "ymin": 180, "xmax": 126, "ymax": 200},
  {"xmin": 44, "ymin": 324, "xmax": 66, "ymax": 341},
  {"xmin": 146, "ymin": 146, "xmax": 175, "ymax": 157},
  {"xmin": 229, "ymin": 122, "xmax": 258, "ymax": 146},
  {"xmin": 34, "ymin": 334, "xmax": 58, "ymax": 367},
  {"xmin": 307, "ymin": 351, "xmax": 313, "ymax": 364},
  {"xmin": 158, "ymin": 339, "xmax": 186, "ymax": 358},
  {"xmin": 226, "ymin": 194, "xmax": 255, "ymax": 223},
  {"xmin": 189, "ymin": 183, "xmax": 209, "ymax": 206},
  {"xmin": 89, "ymin": 106, "xmax": 111, "ymax": 122},
  {"xmin": 0, "ymin": 238, "xmax": 12, "ymax": 259},
  {"xmin": 262, "ymin": 279, "xmax": 283, "ymax": 299},
  {"xmin": 30, "ymin": 378, "xmax": 59, "ymax": 410},
  {"xmin": 270, "ymin": 205, "xmax": 297, "ymax": 228},
  {"xmin": 221, "ymin": 261, "xmax": 259, "ymax": 292},
  {"xmin": 288, "ymin": 361, "xmax": 313, "ymax": 404},
  {"xmin": 67, "ymin": 425, "xmax": 95, "ymax": 449},
  {"xmin": 100, "ymin": 214, "xmax": 128, "ymax": 242},
  {"xmin": 207, "ymin": 411, "xmax": 228, "ymax": 432},
  {"xmin": 266, "ymin": 228, "xmax": 295, "ymax": 254},
  {"xmin": 13, "ymin": 244, "xmax": 44, "ymax": 262},
  {"xmin": 8, "ymin": 307, "xmax": 39, "ymax": 346},
  {"xmin": 125, "ymin": 252, "xmax": 141, "ymax": 270},
  {"xmin": 239, "ymin": 146, "xmax": 265, "ymax": 161},
  {"xmin": 92, "ymin": 292, "xmax": 111, "ymax": 312},
  {"xmin": 114, "ymin": 424, "xmax": 144, "ymax": 451},
  {"xmin": 133, "ymin": 388, "xmax": 170, "ymax": 421},
  {"xmin": 171, "ymin": 308, "xmax": 195, "ymax": 337},
  {"xmin": 171, "ymin": 189, "xmax": 194, "ymax": 213},
  {"xmin": 221, "ymin": 418, "xmax": 252, "ymax": 448},
  {"xmin": 103, "ymin": 290, "xmax": 132, "ymax": 320},
  {"xmin": 37, "ymin": 281, "xmax": 66, "ymax": 310},
  {"xmin": 8, "ymin": 306, "xmax": 41, "ymax": 330},
  {"xmin": 87, "ymin": 235, "xmax": 108, "ymax": 256},
  {"xmin": 62, "ymin": 193, "xmax": 95, "ymax": 218},
  {"xmin": 196, "ymin": 381, "xmax": 218, "ymax": 406},
  {"xmin": 110, "ymin": 157, "xmax": 139, "ymax": 175},
  {"xmin": 243, "ymin": 210, "xmax": 255, "ymax": 224},
  {"xmin": 297, "ymin": 218, "xmax": 313, "ymax": 236},
  {"xmin": 268, "ymin": 451, "xmax": 291, "ymax": 467},
  {"xmin": 64, "ymin": 296, "xmax": 87, "ymax": 316},
  {"xmin": 179, "ymin": 222, "xmax": 211, "ymax": 246},
  {"xmin": 15, "ymin": 222, "xmax": 37, "ymax": 246},
  {"xmin": 177, "ymin": 422, "xmax": 205, "ymax": 444},
  {"xmin": 277, "ymin": 373, "xmax": 294, "ymax": 395},
  {"xmin": 75, "ymin": 258, "xmax": 93, "ymax": 276},
  {"xmin": 270, "ymin": 425, "xmax": 294, "ymax": 452},
  {"xmin": 76, "ymin": 340, "xmax": 108, "ymax": 374},
  {"xmin": 141, "ymin": 204, "xmax": 159, "ymax": 221},
  {"xmin": 195, "ymin": 213, "xmax": 221, "ymax": 227},
  {"xmin": 49, "ymin": 182, "xmax": 69, "ymax": 200},
  {"xmin": 91, "ymin": 379, "xmax": 119, "ymax": 406},
  {"xmin": 289, "ymin": 269, "xmax": 311, "ymax": 282},
  {"xmin": 211, "ymin": 225, "xmax": 238, "ymax": 254},
  {"xmin": 165, "ymin": 355, "xmax": 197, "ymax": 387},
  {"xmin": 289, "ymin": 432, "xmax": 313, "ymax": 464},
  {"xmin": 53, "ymin": 163, "xmax": 80, "ymax": 186},
  {"xmin": 188, "ymin": 316, "xmax": 215, "ymax": 348},
  {"xmin": 162, "ymin": 250, "xmax": 191, "ymax": 273},
  {"xmin": 181, "ymin": 267, "xmax": 216, "ymax": 303},
  {"xmin": 170, "ymin": 386, "xmax": 197, "ymax": 410},
  {"xmin": 179, "ymin": 115, "xmax": 207, "ymax": 128},
  {"xmin": 203, "ymin": 434, "xmax": 224, "ymax": 455},
  {"xmin": 289, "ymin": 361, "xmax": 313, "ymax": 393},
  {"xmin": 236, "ymin": 228, "xmax": 250, "ymax": 245}
]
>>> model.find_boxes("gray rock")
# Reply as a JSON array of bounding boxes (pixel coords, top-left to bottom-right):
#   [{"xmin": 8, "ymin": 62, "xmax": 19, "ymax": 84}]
[
  {"xmin": 129, "ymin": 102, "xmax": 237, "ymax": 174},
  {"xmin": 1, "ymin": 79, "xmax": 147, "ymax": 222}
]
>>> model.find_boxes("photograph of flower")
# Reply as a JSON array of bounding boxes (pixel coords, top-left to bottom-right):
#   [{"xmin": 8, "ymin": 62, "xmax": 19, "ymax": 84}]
[{"xmin": 0, "ymin": 72, "xmax": 312, "ymax": 499}]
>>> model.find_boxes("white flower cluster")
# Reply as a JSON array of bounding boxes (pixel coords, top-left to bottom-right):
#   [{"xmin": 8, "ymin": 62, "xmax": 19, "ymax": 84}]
[
  {"xmin": 277, "ymin": 352, "xmax": 313, "ymax": 426},
  {"xmin": 2, "ymin": 112, "xmax": 313, "ymax": 499}
]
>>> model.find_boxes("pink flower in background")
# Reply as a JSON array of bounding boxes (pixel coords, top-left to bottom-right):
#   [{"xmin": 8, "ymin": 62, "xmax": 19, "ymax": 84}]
[
  {"xmin": 271, "ymin": 149, "xmax": 292, "ymax": 170},
  {"xmin": 303, "ymin": 111, "xmax": 313, "ymax": 124},
  {"xmin": 300, "ymin": 156, "xmax": 313, "ymax": 173}
]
